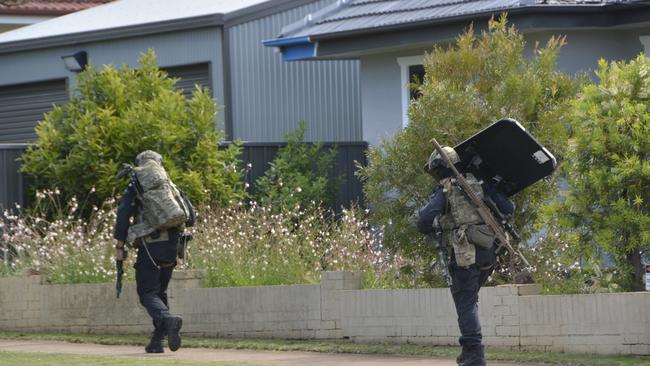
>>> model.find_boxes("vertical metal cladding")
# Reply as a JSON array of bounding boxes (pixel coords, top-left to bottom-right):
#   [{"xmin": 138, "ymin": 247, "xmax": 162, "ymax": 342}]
[
  {"xmin": 0, "ymin": 144, "xmax": 28, "ymax": 210},
  {"xmin": 229, "ymin": 0, "xmax": 361, "ymax": 142}
]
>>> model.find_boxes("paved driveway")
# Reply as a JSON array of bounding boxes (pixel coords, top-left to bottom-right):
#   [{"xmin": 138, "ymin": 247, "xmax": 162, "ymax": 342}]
[{"xmin": 0, "ymin": 339, "xmax": 545, "ymax": 365}]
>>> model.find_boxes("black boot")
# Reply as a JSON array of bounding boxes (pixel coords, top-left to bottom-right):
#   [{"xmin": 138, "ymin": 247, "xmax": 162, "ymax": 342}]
[
  {"xmin": 459, "ymin": 344, "xmax": 485, "ymax": 366},
  {"xmin": 456, "ymin": 345, "xmax": 469, "ymax": 365},
  {"xmin": 163, "ymin": 315, "xmax": 183, "ymax": 352},
  {"xmin": 144, "ymin": 332, "xmax": 164, "ymax": 354}
]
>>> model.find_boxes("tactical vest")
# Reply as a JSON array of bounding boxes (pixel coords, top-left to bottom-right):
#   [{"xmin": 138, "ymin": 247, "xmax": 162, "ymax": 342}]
[
  {"xmin": 439, "ymin": 174, "xmax": 484, "ymax": 230},
  {"xmin": 439, "ymin": 173, "xmax": 486, "ymax": 267},
  {"xmin": 126, "ymin": 160, "xmax": 190, "ymax": 242}
]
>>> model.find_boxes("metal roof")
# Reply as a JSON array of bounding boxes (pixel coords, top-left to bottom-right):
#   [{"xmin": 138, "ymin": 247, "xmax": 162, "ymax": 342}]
[
  {"xmin": 0, "ymin": 0, "xmax": 273, "ymax": 45},
  {"xmin": 0, "ymin": 0, "xmax": 320, "ymax": 54},
  {"xmin": 0, "ymin": 1, "xmax": 111, "ymax": 16},
  {"xmin": 275, "ymin": 0, "xmax": 647, "ymax": 39}
]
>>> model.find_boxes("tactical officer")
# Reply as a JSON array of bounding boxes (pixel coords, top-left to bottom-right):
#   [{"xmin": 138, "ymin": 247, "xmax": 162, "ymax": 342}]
[
  {"xmin": 114, "ymin": 150, "xmax": 194, "ymax": 353},
  {"xmin": 417, "ymin": 146, "xmax": 514, "ymax": 366}
]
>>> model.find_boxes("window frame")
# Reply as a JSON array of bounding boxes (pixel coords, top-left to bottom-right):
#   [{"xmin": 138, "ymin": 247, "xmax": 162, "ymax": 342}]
[{"xmin": 397, "ymin": 55, "xmax": 425, "ymax": 128}]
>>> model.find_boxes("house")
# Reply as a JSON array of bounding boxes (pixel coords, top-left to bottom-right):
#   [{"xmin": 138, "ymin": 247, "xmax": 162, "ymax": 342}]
[
  {"xmin": 265, "ymin": 0, "xmax": 650, "ymax": 147},
  {"xmin": 0, "ymin": 0, "xmax": 110, "ymax": 33},
  {"xmin": 0, "ymin": 0, "xmax": 365, "ymax": 210}
]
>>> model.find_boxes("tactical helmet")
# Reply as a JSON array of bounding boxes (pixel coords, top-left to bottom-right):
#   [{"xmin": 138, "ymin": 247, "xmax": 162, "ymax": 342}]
[
  {"xmin": 135, "ymin": 150, "xmax": 163, "ymax": 166},
  {"xmin": 424, "ymin": 146, "xmax": 459, "ymax": 178}
]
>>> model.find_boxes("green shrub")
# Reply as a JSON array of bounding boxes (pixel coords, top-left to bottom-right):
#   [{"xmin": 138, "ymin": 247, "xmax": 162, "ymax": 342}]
[
  {"xmin": 20, "ymin": 50, "xmax": 245, "ymax": 214},
  {"xmin": 255, "ymin": 122, "xmax": 341, "ymax": 210},
  {"xmin": 357, "ymin": 16, "xmax": 581, "ymax": 283},
  {"xmin": 541, "ymin": 54, "xmax": 650, "ymax": 291}
]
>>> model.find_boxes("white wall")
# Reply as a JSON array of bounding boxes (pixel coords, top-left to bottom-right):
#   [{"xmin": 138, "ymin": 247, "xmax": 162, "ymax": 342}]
[
  {"xmin": 360, "ymin": 50, "xmax": 429, "ymax": 147},
  {"xmin": 3, "ymin": 271, "xmax": 650, "ymax": 355},
  {"xmin": 359, "ymin": 28, "xmax": 649, "ymax": 147}
]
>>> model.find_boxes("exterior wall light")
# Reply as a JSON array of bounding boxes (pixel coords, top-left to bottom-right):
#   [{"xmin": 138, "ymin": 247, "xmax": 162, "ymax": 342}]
[{"xmin": 61, "ymin": 51, "xmax": 88, "ymax": 72}]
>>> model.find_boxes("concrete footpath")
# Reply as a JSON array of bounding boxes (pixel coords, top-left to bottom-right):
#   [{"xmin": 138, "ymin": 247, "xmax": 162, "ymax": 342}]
[{"xmin": 0, "ymin": 339, "xmax": 545, "ymax": 365}]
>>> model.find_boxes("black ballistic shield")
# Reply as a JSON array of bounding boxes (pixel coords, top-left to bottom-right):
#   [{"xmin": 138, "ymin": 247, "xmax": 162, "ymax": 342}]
[{"xmin": 454, "ymin": 118, "xmax": 557, "ymax": 196}]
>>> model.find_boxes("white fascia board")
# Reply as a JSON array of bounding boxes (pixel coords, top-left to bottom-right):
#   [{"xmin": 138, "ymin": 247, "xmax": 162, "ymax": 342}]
[
  {"xmin": 641, "ymin": 35, "xmax": 650, "ymax": 56},
  {"xmin": 0, "ymin": 15, "xmax": 52, "ymax": 25},
  {"xmin": 397, "ymin": 55, "xmax": 424, "ymax": 128}
]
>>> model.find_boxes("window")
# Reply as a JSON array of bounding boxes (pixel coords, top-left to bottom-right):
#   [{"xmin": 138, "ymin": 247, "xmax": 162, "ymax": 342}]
[{"xmin": 397, "ymin": 55, "xmax": 425, "ymax": 127}]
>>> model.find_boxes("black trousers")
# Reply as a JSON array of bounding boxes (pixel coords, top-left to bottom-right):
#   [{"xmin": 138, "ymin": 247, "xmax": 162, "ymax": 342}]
[
  {"xmin": 449, "ymin": 245, "xmax": 496, "ymax": 348},
  {"xmin": 135, "ymin": 245, "xmax": 175, "ymax": 340}
]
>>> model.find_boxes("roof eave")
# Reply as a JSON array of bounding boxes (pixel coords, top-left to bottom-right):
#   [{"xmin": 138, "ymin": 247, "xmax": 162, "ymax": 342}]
[
  {"xmin": 0, "ymin": 13, "xmax": 224, "ymax": 55},
  {"xmin": 310, "ymin": 4, "xmax": 648, "ymax": 42},
  {"xmin": 286, "ymin": 3, "xmax": 650, "ymax": 60},
  {"xmin": 0, "ymin": 8, "xmax": 84, "ymax": 16}
]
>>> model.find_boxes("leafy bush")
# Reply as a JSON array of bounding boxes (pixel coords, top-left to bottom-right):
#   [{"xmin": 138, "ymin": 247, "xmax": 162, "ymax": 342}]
[
  {"xmin": 540, "ymin": 54, "xmax": 650, "ymax": 291},
  {"xmin": 255, "ymin": 122, "xmax": 340, "ymax": 210},
  {"xmin": 357, "ymin": 16, "xmax": 581, "ymax": 282},
  {"xmin": 20, "ymin": 50, "xmax": 245, "ymax": 214}
]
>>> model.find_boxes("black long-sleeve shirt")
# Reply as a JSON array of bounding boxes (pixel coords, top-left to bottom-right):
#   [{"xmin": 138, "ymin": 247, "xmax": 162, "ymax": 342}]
[{"xmin": 417, "ymin": 179, "xmax": 514, "ymax": 234}]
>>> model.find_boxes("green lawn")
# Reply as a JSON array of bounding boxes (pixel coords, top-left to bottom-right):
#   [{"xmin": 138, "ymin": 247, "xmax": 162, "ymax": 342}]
[
  {"xmin": 0, "ymin": 351, "xmax": 252, "ymax": 366},
  {"xmin": 1, "ymin": 332, "xmax": 650, "ymax": 366}
]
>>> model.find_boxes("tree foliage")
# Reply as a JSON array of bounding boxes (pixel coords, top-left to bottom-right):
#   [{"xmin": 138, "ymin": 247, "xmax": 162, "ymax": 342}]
[
  {"xmin": 358, "ymin": 16, "xmax": 581, "ymax": 269},
  {"xmin": 255, "ymin": 122, "xmax": 340, "ymax": 210},
  {"xmin": 542, "ymin": 54, "xmax": 650, "ymax": 291},
  {"xmin": 20, "ymin": 50, "xmax": 246, "ymax": 213}
]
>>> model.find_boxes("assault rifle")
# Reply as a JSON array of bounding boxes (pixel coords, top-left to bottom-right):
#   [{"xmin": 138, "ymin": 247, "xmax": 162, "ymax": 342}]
[
  {"xmin": 430, "ymin": 138, "xmax": 531, "ymax": 269},
  {"xmin": 116, "ymin": 248, "xmax": 127, "ymax": 298},
  {"xmin": 117, "ymin": 163, "xmax": 146, "ymax": 202},
  {"xmin": 115, "ymin": 163, "xmax": 137, "ymax": 299},
  {"xmin": 429, "ymin": 228, "xmax": 452, "ymax": 286}
]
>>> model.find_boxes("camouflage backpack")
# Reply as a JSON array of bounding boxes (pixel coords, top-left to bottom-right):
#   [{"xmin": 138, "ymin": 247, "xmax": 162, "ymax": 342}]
[{"xmin": 136, "ymin": 159, "xmax": 190, "ymax": 230}]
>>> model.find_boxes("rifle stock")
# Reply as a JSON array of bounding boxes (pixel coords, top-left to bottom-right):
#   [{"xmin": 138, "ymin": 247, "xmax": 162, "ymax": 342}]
[{"xmin": 430, "ymin": 138, "xmax": 531, "ymax": 268}]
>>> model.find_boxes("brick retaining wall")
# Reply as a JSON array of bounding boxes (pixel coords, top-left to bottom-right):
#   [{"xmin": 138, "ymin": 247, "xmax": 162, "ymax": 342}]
[{"xmin": 1, "ymin": 271, "xmax": 648, "ymax": 355}]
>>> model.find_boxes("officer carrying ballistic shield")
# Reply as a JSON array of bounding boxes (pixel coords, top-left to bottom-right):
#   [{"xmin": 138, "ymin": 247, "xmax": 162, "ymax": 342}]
[{"xmin": 417, "ymin": 145, "xmax": 514, "ymax": 366}]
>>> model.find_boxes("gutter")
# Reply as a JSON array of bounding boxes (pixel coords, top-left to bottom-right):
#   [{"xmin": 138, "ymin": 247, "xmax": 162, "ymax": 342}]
[
  {"xmin": 0, "ymin": 13, "xmax": 224, "ymax": 55},
  {"xmin": 262, "ymin": 36, "xmax": 317, "ymax": 61},
  {"xmin": 309, "ymin": 3, "xmax": 650, "ymax": 42}
]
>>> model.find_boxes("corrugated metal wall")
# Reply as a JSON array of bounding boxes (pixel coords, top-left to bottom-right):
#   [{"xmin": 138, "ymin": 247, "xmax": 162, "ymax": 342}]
[
  {"xmin": 0, "ymin": 144, "xmax": 29, "ymax": 211},
  {"xmin": 164, "ymin": 63, "xmax": 212, "ymax": 99},
  {"xmin": 0, "ymin": 79, "xmax": 68, "ymax": 143},
  {"xmin": 2, "ymin": 143, "xmax": 366, "ymax": 210},
  {"xmin": 229, "ymin": 0, "xmax": 362, "ymax": 142}
]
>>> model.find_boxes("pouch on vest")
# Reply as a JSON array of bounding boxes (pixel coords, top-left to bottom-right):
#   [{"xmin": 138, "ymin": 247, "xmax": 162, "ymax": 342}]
[
  {"xmin": 445, "ymin": 225, "xmax": 476, "ymax": 267},
  {"xmin": 466, "ymin": 224, "xmax": 496, "ymax": 249}
]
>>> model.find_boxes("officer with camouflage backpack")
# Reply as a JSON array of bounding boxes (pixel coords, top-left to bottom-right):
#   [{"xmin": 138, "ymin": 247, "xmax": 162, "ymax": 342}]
[
  {"xmin": 114, "ymin": 150, "xmax": 195, "ymax": 354},
  {"xmin": 417, "ymin": 146, "xmax": 514, "ymax": 366}
]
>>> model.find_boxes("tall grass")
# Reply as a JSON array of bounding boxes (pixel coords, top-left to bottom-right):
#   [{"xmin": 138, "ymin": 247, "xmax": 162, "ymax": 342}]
[
  {"xmin": 1, "ymin": 190, "xmax": 119, "ymax": 283},
  {"xmin": 184, "ymin": 201, "xmax": 406, "ymax": 287},
  {"xmin": 1, "ymin": 191, "xmax": 409, "ymax": 288}
]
